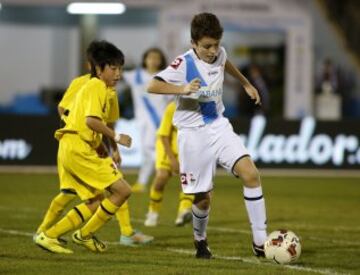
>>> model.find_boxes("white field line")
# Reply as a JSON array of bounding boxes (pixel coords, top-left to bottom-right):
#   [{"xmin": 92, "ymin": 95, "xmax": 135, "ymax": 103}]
[
  {"xmin": 0, "ymin": 228, "xmax": 347, "ymax": 275},
  {"xmin": 1, "ymin": 166, "xmax": 360, "ymax": 178},
  {"xmin": 165, "ymin": 248, "xmax": 350, "ymax": 275},
  {"xmin": 130, "ymin": 218, "xmax": 360, "ymax": 246},
  {"xmin": 0, "ymin": 206, "xmax": 359, "ymax": 246}
]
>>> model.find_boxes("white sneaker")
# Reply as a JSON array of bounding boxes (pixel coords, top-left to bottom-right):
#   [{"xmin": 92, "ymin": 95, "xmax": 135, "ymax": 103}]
[
  {"xmin": 144, "ymin": 212, "xmax": 159, "ymax": 227},
  {"xmin": 175, "ymin": 210, "xmax": 192, "ymax": 227}
]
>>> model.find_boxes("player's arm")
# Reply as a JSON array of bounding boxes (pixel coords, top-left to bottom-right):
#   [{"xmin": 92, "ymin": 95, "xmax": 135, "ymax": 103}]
[
  {"xmin": 86, "ymin": 117, "xmax": 132, "ymax": 147},
  {"xmin": 147, "ymin": 77, "xmax": 201, "ymax": 95},
  {"xmin": 107, "ymin": 122, "xmax": 120, "ymax": 164},
  {"xmin": 225, "ymin": 59, "xmax": 261, "ymax": 105},
  {"xmin": 160, "ymin": 135, "xmax": 179, "ymax": 174}
]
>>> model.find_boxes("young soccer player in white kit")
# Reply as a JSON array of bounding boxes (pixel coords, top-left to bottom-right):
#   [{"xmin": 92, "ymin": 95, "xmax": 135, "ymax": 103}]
[
  {"xmin": 148, "ymin": 13, "xmax": 267, "ymax": 259},
  {"xmin": 123, "ymin": 48, "xmax": 172, "ymax": 193}
]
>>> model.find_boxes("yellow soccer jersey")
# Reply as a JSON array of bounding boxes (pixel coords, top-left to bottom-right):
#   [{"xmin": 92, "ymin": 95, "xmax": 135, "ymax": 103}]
[
  {"xmin": 157, "ymin": 101, "xmax": 177, "ymax": 154},
  {"xmin": 59, "ymin": 74, "xmax": 91, "ymax": 111},
  {"xmin": 55, "ymin": 78, "xmax": 112, "ymax": 149}
]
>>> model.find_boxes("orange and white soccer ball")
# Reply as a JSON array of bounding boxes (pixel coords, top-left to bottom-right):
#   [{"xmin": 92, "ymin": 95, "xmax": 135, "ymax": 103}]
[{"xmin": 264, "ymin": 230, "xmax": 301, "ymax": 264}]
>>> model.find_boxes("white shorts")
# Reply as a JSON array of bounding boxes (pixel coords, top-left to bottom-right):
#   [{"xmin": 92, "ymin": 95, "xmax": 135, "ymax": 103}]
[{"xmin": 178, "ymin": 117, "xmax": 249, "ymax": 194}]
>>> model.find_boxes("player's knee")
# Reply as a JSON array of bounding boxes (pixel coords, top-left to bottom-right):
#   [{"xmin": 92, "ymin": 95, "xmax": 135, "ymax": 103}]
[
  {"xmin": 154, "ymin": 170, "xmax": 170, "ymax": 189},
  {"xmin": 242, "ymin": 168, "xmax": 261, "ymax": 187},
  {"xmin": 194, "ymin": 192, "xmax": 211, "ymax": 210},
  {"xmin": 111, "ymin": 179, "xmax": 132, "ymax": 201}
]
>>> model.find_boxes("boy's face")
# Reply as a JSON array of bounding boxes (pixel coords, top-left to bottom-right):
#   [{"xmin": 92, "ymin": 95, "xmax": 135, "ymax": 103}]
[
  {"xmin": 192, "ymin": 36, "xmax": 221, "ymax": 64},
  {"xmin": 96, "ymin": 64, "xmax": 123, "ymax": 87}
]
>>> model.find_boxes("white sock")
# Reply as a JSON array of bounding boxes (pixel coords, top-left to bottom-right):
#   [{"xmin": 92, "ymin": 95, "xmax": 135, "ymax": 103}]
[
  {"xmin": 244, "ymin": 186, "xmax": 267, "ymax": 246},
  {"xmin": 192, "ymin": 204, "xmax": 210, "ymax": 241}
]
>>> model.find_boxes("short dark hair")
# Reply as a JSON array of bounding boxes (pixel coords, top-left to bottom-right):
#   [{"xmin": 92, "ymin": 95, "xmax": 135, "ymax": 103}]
[
  {"xmin": 88, "ymin": 40, "xmax": 124, "ymax": 77},
  {"xmin": 191, "ymin": 13, "xmax": 223, "ymax": 43},
  {"xmin": 141, "ymin": 47, "xmax": 167, "ymax": 71}
]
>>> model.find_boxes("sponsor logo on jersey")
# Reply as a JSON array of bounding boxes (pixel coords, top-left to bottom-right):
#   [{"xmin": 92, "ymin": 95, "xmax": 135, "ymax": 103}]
[{"xmin": 198, "ymin": 88, "xmax": 223, "ymax": 98}]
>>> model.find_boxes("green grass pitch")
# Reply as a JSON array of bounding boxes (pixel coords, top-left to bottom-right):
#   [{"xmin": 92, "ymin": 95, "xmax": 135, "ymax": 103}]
[{"xmin": 0, "ymin": 173, "xmax": 359, "ymax": 274}]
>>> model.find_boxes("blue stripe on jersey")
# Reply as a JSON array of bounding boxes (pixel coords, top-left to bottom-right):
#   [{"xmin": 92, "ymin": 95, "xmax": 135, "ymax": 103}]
[
  {"xmin": 184, "ymin": 54, "xmax": 207, "ymax": 87},
  {"xmin": 199, "ymin": 101, "xmax": 218, "ymax": 124},
  {"xmin": 135, "ymin": 68, "xmax": 143, "ymax": 85},
  {"xmin": 141, "ymin": 96, "xmax": 160, "ymax": 128}
]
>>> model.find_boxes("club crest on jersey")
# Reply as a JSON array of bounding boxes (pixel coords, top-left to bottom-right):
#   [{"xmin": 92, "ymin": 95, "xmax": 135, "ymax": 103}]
[
  {"xmin": 180, "ymin": 173, "xmax": 195, "ymax": 185},
  {"xmin": 170, "ymin": 57, "xmax": 183, "ymax": 69}
]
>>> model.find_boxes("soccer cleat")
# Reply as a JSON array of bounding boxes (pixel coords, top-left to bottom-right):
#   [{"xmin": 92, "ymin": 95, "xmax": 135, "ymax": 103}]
[
  {"xmin": 144, "ymin": 212, "xmax": 159, "ymax": 227},
  {"xmin": 33, "ymin": 232, "xmax": 68, "ymax": 245},
  {"xmin": 131, "ymin": 182, "xmax": 146, "ymax": 193},
  {"xmin": 35, "ymin": 232, "xmax": 73, "ymax": 254},
  {"xmin": 194, "ymin": 239, "xmax": 212, "ymax": 259},
  {"xmin": 120, "ymin": 230, "xmax": 154, "ymax": 246},
  {"xmin": 252, "ymin": 243, "xmax": 265, "ymax": 257},
  {"xmin": 72, "ymin": 230, "xmax": 106, "ymax": 252},
  {"xmin": 175, "ymin": 210, "xmax": 193, "ymax": 227}
]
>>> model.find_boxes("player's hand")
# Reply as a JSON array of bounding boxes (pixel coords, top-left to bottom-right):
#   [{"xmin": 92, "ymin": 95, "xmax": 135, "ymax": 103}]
[
  {"xmin": 244, "ymin": 83, "xmax": 261, "ymax": 105},
  {"xmin": 170, "ymin": 156, "xmax": 180, "ymax": 175},
  {"xmin": 182, "ymin": 78, "xmax": 201, "ymax": 95},
  {"xmin": 112, "ymin": 150, "xmax": 122, "ymax": 165},
  {"xmin": 115, "ymin": 134, "xmax": 132, "ymax": 148}
]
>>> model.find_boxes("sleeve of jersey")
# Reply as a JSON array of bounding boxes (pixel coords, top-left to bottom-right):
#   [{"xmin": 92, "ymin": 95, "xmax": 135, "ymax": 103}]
[
  {"xmin": 85, "ymin": 83, "xmax": 106, "ymax": 120},
  {"xmin": 221, "ymin": 47, "xmax": 228, "ymax": 66},
  {"xmin": 155, "ymin": 56, "xmax": 186, "ymax": 85},
  {"xmin": 157, "ymin": 104, "xmax": 175, "ymax": 137}
]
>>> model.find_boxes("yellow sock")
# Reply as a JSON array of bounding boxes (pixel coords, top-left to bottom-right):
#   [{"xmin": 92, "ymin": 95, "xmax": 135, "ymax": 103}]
[
  {"xmin": 149, "ymin": 185, "xmax": 163, "ymax": 213},
  {"xmin": 178, "ymin": 192, "xmax": 194, "ymax": 213},
  {"xmin": 80, "ymin": 198, "xmax": 119, "ymax": 238},
  {"xmin": 46, "ymin": 203, "xmax": 92, "ymax": 238},
  {"xmin": 115, "ymin": 201, "xmax": 134, "ymax": 237},
  {"xmin": 37, "ymin": 193, "xmax": 76, "ymax": 234}
]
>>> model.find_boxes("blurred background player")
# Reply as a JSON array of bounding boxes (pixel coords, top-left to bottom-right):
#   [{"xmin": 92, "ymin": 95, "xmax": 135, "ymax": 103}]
[
  {"xmin": 123, "ymin": 48, "xmax": 172, "ymax": 193},
  {"xmin": 148, "ymin": 13, "xmax": 267, "ymax": 259},
  {"xmin": 144, "ymin": 101, "xmax": 194, "ymax": 227},
  {"xmin": 35, "ymin": 40, "xmax": 152, "ymax": 251}
]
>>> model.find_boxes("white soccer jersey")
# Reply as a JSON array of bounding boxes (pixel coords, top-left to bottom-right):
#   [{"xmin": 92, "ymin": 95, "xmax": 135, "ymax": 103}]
[
  {"xmin": 156, "ymin": 47, "xmax": 227, "ymax": 128},
  {"xmin": 124, "ymin": 68, "xmax": 172, "ymax": 130}
]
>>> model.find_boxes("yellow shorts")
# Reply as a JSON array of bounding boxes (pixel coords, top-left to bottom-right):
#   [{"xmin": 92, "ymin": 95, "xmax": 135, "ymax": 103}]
[
  {"xmin": 57, "ymin": 133, "xmax": 122, "ymax": 201},
  {"xmin": 155, "ymin": 138, "xmax": 178, "ymax": 171}
]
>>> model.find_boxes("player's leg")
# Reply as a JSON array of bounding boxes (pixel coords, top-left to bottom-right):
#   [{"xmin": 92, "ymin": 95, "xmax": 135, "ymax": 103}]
[
  {"xmin": 192, "ymin": 192, "xmax": 212, "ymax": 259},
  {"xmin": 178, "ymin": 126, "xmax": 215, "ymax": 259},
  {"xmin": 132, "ymin": 124, "xmax": 155, "ymax": 192},
  {"xmin": 36, "ymin": 189, "xmax": 76, "ymax": 235},
  {"xmin": 35, "ymin": 194, "xmax": 102, "ymax": 254},
  {"xmin": 233, "ymin": 157, "xmax": 267, "ymax": 256},
  {"xmin": 116, "ymin": 200, "xmax": 154, "ymax": 246},
  {"xmin": 133, "ymin": 145, "xmax": 155, "ymax": 192},
  {"xmin": 72, "ymin": 178, "xmax": 131, "ymax": 252},
  {"xmin": 36, "ymin": 146, "xmax": 78, "ymax": 236},
  {"xmin": 144, "ymin": 168, "xmax": 171, "ymax": 226},
  {"xmin": 175, "ymin": 191, "xmax": 194, "ymax": 226},
  {"xmin": 216, "ymin": 118, "xmax": 267, "ymax": 257}
]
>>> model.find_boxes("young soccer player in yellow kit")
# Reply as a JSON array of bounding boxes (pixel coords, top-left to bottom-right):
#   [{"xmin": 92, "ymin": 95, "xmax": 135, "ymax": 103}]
[
  {"xmin": 35, "ymin": 41, "xmax": 153, "ymax": 247},
  {"xmin": 35, "ymin": 41, "xmax": 138, "ymax": 253},
  {"xmin": 144, "ymin": 101, "xmax": 194, "ymax": 227}
]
